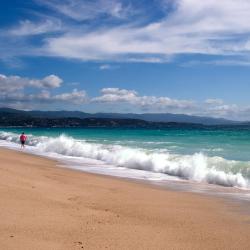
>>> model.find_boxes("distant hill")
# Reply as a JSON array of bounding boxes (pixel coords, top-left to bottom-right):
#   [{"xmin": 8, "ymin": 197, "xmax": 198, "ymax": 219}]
[
  {"xmin": 92, "ymin": 113, "xmax": 239, "ymax": 125},
  {"xmin": 0, "ymin": 109, "xmax": 204, "ymax": 128},
  {"xmin": 0, "ymin": 107, "xmax": 243, "ymax": 126}
]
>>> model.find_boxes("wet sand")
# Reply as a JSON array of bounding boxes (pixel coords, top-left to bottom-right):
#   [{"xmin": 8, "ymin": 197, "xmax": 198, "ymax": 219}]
[{"xmin": 0, "ymin": 147, "xmax": 250, "ymax": 250}]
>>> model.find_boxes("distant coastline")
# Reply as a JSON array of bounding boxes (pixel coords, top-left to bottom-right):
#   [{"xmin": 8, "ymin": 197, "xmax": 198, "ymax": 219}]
[{"xmin": 1, "ymin": 107, "xmax": 249, "ymax": 128}]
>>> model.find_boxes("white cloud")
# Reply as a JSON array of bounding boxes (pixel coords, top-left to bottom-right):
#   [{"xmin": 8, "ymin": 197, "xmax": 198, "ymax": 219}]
[
  {"xmin": 204, "ymin": 104, "xmax": 240, "ymax": 119},
  {"xmin": 92, "ymin": 87, "xmax": 194, "ymax": 111},
  {"xmin": 9, "ymin": 19, "xmax": 62, "ymax": 36},
  {"xmin": 53, "ymin": 88, "xmax": 88, "ymax": 104},
  {"xmin": 0, "ymin": 73, "xmax": 63, "ymax": 93},
  {"xmin": 205, "ymin": 98, "xmax": 224, "ymax": 105},
  {"xmin": 99, "ymin": 64, "xmax": 119, "ymax": 70},
  {"xmin": 182, "ymin": 59, "xmax": 250, "ymax": 67},
  {"xmin": 202, "ymin": 99, "xmax": 250, "ymax": 120},
  {"xmin": 91, "ymin": 88, "xmax": 250, "ymax": 120},
  {"xmin": 3, "ymin": 0, "xmax": 250, "ymax": 63},
  {"xmin": 37, "ymin": 0, "xmax": 130, "ymax": 21},
  {"xmin": 31, "ymin": 88, "xmax": 87, "ymax": 104},
  {"xmin": 0, "ymin": 73, "xmax": 88, "ymax": 108},
  {"xmin": 1, "ymin": 75, "xmax": 250, "ymax": 120},
  {"xmin": 93, "ymin": 88, "xmax": 137, "ymax": 103},
  {"xmin": 0, "ymin": 89, "xmax": 87, "ymax": 105},
  {"xmin": 30, "ymin": 74, "xmax": 63, "ymax": 88},
  {"xmin": 99, "ymin": 64, "xmax": 111, "ymax": 70},
  {"xmin": 39, "ymin": 0, "xmax": 250, "ymax": 62}
]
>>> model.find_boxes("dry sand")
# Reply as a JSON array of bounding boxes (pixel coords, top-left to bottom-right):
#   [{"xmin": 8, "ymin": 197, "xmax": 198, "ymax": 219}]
[{"xmin": 0, "ymin": 148, "xmax": 250, "ymax": 250}]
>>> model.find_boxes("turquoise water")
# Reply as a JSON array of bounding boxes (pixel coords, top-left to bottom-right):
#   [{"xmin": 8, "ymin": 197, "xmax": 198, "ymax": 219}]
[{"xmin": 1, "ymin": 127, "xmax": 250, "ymax": 188}]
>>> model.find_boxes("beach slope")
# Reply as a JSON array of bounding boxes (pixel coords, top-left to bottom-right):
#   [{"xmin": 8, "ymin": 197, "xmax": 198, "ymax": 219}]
[{"xmin": 0, "ymin": 148, "xmax": 249, "ymax": 250}]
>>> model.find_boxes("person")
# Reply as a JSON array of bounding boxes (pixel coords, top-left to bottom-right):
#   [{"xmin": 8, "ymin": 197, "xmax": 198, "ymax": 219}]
[{"xmin": 20, "ymin": 132, "xmax": 27, "ymax": 148}]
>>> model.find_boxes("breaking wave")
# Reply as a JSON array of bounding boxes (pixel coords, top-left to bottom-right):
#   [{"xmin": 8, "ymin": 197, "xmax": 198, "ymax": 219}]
[{"xmin": 0, "ymin": 131, "xmax": 249, "ymax": 188}]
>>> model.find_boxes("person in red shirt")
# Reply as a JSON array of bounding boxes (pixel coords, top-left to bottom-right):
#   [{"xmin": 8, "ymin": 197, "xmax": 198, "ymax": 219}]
[{"xmin": 20, "ymin": 132, "xmax": 27, "ymax": 148}]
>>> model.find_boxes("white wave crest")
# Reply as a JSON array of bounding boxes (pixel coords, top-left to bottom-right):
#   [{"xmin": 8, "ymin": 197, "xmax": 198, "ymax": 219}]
[{"xmin": 0, "ymin": 131, "xmax": 249, "ymax": 188}]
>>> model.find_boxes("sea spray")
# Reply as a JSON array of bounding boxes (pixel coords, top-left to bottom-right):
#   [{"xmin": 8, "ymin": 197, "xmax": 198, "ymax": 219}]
[{"xmin": 0, "ymin": 131, "xmax": 249, "ymax": 188}]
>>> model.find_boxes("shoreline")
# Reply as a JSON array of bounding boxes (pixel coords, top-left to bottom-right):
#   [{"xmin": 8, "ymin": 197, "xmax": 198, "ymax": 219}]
[
  {"xmin": 1, "ymin": 129, "xmax": 249, "ymax": 191},
  {"xmin": 2, "ymin": 139, "xmax": 250, "ymax": 204},
  {"xmin": 1, "ymin": 147, "xmax": 250, "ymax": 249}
]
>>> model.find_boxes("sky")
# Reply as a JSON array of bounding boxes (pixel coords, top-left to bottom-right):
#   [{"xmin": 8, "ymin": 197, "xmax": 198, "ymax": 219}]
[{"xmin": 1, "ymin": 0, "xmax": 250, "ymax": 120}]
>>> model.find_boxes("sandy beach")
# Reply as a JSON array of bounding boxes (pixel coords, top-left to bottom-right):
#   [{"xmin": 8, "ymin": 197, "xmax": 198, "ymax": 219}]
[{"xmin": 0, "ymin": 148, "xmax": 250, "ymax": 250}]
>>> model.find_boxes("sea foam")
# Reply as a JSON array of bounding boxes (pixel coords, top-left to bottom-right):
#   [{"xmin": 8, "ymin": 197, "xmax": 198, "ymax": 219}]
[{"xmin": 0, "ymin": 131, "xmax": 249, "ymax": 188}]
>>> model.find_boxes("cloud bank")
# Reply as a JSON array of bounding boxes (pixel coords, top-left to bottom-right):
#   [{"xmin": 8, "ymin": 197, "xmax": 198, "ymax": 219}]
[
  {"xmin": 43, "ymin": 0, "xmax": 250, "ymax": 62},
  {"xmin": 0, "ymin": 74, "xmax": 63, "ymax": 92},
  {"xmin": 92, "ymin": 88, "xmax": 194, "ymax": 111},
  {"xmin": 1, "ymin": 73, "xmax": 250, "ymax": 120},
  {"xmin": 0, "ymin": 73, "xmax": 87, "ymax": 109},
  {"xmin": 36, "ymin": 0, "xmax": 130, "ymax": 21},
  {"xmin": 3, "ymin": 0, "xmax": 250, "ymax": 63}
]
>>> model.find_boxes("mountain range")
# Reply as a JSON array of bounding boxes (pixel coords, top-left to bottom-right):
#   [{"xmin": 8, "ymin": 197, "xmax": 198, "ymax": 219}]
[{"xmin": 0, "ymin": 107, "xmax": 243, "ymax": 126}]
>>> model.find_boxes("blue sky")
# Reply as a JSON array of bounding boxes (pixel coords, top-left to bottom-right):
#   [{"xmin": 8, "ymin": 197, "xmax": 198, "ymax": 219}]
[{"xmin": 1, "ymin": 0, "xmax": 250, "ymax": 120}]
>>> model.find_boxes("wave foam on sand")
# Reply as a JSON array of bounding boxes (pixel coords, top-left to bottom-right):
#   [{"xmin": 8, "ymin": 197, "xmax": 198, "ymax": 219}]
[{"xmin": 0, "ymin": 131, "xmax": 249, "ymax": 188}]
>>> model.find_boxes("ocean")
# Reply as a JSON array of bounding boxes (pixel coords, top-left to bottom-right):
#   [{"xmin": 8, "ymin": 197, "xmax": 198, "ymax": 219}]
[{"xmin": 1, "ymin": 127, "xmax": 250, "ymax": 196}]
